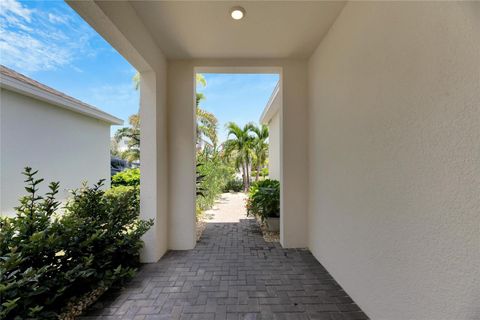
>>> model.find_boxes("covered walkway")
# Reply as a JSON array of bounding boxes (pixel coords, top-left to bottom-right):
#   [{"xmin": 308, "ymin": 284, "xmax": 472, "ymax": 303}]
[{"xmin": 83, "ymin": 195, "xmax": 367, "ymax": 320}]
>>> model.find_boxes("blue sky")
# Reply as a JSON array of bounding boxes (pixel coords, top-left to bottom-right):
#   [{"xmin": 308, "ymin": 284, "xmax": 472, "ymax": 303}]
[
  {"xmin": 0, "ymin": 0, "xmax": 278, "ymax": 140},
  {"xmin": 0, "ymin": 0, "xmax": 139, "ymax": 135},
  {"xmin": 197, "ymin": 74, "xmax": 279, "ymax": 142}
]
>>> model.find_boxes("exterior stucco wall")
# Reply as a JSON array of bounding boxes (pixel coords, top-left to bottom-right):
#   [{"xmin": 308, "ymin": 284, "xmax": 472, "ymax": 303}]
[
  {"xmin": 268, "ymin": 110, "xmax": 281, "ymax": 181},
  {"xmin": 0, "ymin": 89, "xmax": 111, "ymax": 216},
  {"xmin": 307, "ymin": 2, "xmax": 480, "ymax": 319}
]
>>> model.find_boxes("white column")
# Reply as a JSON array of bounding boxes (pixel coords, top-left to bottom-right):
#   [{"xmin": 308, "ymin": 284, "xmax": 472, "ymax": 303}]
[
  {"xmin": 166, "ymin": 61, "xmax": 197, "ymax": 250},
  {"xmin": 139, "ymin": 70, "xmax": 168, "ymax": 262},
  {"xmin": 280, "ymin": 61, "xmax": 309, "ymax": 248}
]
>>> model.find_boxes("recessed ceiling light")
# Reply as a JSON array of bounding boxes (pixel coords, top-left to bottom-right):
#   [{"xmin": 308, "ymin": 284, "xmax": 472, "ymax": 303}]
[{"xmin": 230, "ymin": 6, "xmax": 245, "ymax": 20}]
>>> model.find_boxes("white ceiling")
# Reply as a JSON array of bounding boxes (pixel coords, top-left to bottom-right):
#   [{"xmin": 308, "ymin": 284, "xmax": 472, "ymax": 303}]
[{"xmin": 130, "ymin": 1, "xmax": 346, "ymax": 59}]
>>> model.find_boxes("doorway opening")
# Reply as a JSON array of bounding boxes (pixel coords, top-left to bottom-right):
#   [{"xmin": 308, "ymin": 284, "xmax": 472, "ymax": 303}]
[{"xmin": 194, "ymin": 68, "xmax": 283, "ymax": 244}]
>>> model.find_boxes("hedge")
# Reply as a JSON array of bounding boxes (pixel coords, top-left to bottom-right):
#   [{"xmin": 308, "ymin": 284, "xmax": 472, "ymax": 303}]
[
  {"xmin": 246, "ymin": 179, "xmax": 280, "ymax": 222},
  {"xmin": 0, "ymin": 168, "xmax": 152, "ymax": 319},
  {"xmin": 111, "ymin": 168, "xmax": 140, "ymax": 187}
]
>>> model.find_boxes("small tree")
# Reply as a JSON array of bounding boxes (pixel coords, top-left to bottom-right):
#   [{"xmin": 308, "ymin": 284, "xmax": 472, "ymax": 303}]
[
  {"xmin": 247, "ymin": 123, "xmax": 269, "ymax": 181},
  {"xmin": 114, "ymin": 113, "xmax": 140, "ymax": 162},
  {"xmin": 224, "ymin": 122, "xmax": 255, "ymax": 191},
  {"xmin": 113, "ymin": 72, "xmax": 141, "ymax": 162}
]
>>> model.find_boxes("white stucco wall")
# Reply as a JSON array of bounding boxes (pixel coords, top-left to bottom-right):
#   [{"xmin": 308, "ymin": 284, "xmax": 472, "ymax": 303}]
[
  {"xmin": 307, "ymin": 2, "xmax": 480, "ymax": 319},
  {"xmin": 268, "ymin": 110, "xmax": 281, "ymax": 181},
  {"xmin": 0, "ymin": 89, "xmax": 111, "ymax": 216}
]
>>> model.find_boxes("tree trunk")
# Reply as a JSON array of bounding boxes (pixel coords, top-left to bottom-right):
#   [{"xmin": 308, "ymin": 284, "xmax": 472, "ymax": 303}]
[
  {"xmin": 256, "ymin": 165, "xmax": 260, "ymax": 181},
  {"xmin": 242, "ymin": 163, "xmax": 247, "ymax": 192},
  {"xmin": 246, "ymin": 159, "xmax": 250, "ymax": 190}
]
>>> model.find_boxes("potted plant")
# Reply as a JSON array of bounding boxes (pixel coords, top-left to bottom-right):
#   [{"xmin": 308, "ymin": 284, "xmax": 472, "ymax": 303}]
[{"xmin": 246, "ymin": 179, "xmax": 280, "ymax": 231}]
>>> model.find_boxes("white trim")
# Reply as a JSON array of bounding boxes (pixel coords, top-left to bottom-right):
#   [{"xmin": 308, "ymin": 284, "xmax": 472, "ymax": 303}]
[
  {"xmin": 0, "ymin": 74, "xmax": 123, "ymax": 125},
  {"xmin": 260, "ymin": 81, "xmax": 280, "ymax": 124}
]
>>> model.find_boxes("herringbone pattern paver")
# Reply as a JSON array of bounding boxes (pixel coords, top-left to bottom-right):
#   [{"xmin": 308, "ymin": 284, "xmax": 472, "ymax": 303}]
[{"xmin": 82, "ymin": 219, "xmax": 368, "ymax": 320}]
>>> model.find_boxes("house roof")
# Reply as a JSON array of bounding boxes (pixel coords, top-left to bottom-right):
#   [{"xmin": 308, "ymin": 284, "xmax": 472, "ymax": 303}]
[
  {"xmin": 260, "ymin": 81, "xmax": 281, "ymax": 124},
  {"xmin": 0, "ymin": 65, "xmax": 123, "ymax": 125}
]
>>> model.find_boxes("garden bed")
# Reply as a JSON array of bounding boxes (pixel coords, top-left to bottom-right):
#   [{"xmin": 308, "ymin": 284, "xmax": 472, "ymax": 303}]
[
  {"xmin": 261, "ymin": 227, "xmax": 280, "ymax": 243},
  {"xmin": 246, "ymin": 179, "xmax": 281, "ymax": 244},
  {"xmin": 58, "ymin": 287, "xmax": 107, "ymax": 320},
  {"xmin": 196, "ymin": 219, "xmax": 207, "ymax": 241}
]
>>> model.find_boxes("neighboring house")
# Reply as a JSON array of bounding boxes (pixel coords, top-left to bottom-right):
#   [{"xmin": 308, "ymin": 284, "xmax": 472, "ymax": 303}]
[
  {"xmin": 260, "ymin": 82, "xmax": 280, "ymax": 181},
  {"xmin": 0, "ymin": 65, "xmax": 123, "ymax": 216}
]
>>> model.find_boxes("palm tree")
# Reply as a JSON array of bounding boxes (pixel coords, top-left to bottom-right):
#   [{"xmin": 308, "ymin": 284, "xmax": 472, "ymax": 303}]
[
  {"xmin": 224, "ymin": 122, "xmax": 254, "ymax": 190},
  {"xmin": 132, "ymin": 72, "xmax": 140, "ymax": 90},
  {"xmin": 197, "ymin": 108, "xmax": 219, "ymax": 151},
  {"xmin": 112, "ymin": 72, "xmax": 141, "ymax": 161},
  {"xmin": 247, "ymin": 123, "xmax": 269, "ymax": 181},
  {"xmin": 196, "ymin": 73, "xmax": 207, "ymax": 87},
  {"xmin": 196, "ymin": 74, "xmax": 219, "ymax": 151},
  {"xmin": 115, "ymin": 113, "xmax": 140, "ymax": 162}
]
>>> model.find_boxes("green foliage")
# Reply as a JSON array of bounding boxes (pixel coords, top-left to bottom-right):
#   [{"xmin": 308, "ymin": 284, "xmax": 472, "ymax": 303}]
[
  {"xmin": 133, "ymin": 72, "xmax": 140, "ymax": 90},
  {"xmin": 196, "ymin": 152, "xmax": 233, "ymax": 215},
  {"xmin": 196, "ymin": 74, "xmax": 219, "ymax": 152},
  {"xmin": 223, "ymin": 178, "xmax": 244, "ymax": 193},
  {"xmin": 114, "ymin": 114, "xmax": 140, "ymax": 162},
  {"xmin": 196, "ymin": 164, "xmax": 206, "ymax": 197},
  {"xmin": 247, "ymin": 123, "xmax": 269, "ymax": 182},
  {"xmin": 251, "ymin": 168, "xmax": 269, "ymax": 179},
  {"xmin": 197, "ymin": 108, "xmax": 219, "ymax": 151},
  {"xmin": 246, "ymin": 179, "xmax": 280, "ymax": 222},
  {"xmin": 0, "ymin": 168, "xmax": 152, "ymax": 319},
  {"xmin": 111, "ymin": 168, "xmax": 140, "ymax": 187},
  {"xmin": 194, "ymin": 77, "xmax": 270, "ymax": 216},
  {"xmin": 261, "ymin": 167, "xmax": 269, "ymax": 177},
  {"xmin": 224, "ymin": 122, "xmax": 255, "ymax": 190}
]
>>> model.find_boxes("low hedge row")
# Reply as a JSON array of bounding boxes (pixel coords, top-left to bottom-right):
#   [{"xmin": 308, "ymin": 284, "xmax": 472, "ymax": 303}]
[
  {"xmin": 222, "ymin": 178, "xmax": 244, "ymax": 193},
  {"xmin": 0, "ymin": 168, "xmax": 153, "ymax": 319},
  {"xmin": 111, "ymin": 168, "xmax": 140, "ymax": 187}
]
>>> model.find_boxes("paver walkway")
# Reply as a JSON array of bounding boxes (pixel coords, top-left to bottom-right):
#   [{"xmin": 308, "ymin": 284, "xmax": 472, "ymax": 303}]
[
  {"xmin": 202, "ymin": 193, "xmax": 248, "ymax": 223},
  {"xmin": 83, "ymin": 195, "xmax": 368, "ymax": 320}
]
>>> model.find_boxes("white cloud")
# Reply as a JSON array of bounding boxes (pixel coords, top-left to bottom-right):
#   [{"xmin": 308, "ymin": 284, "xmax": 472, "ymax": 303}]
[
  {"xmin": 0, "ymin": 0, "xmax": 33, "ymax": 23},
  {"xmin": 90, "ymin": 84, "xmax": 139, "ymax": 107},
  {"xmin": 48, "ymin": 13, "xmax": 67, "ymax": 25},
  {"xmin": 0, "ymin": 29, "xmax": 72, "ymax": 72},
  {"xmin": 0, "ymin": 0, "xmax": 97, "ymax": 72}
]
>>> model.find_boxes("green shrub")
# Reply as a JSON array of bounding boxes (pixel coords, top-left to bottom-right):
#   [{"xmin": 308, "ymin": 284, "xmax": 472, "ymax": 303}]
[
  {"xmin": 196, "ymin": 164, "xmax": 206, "ymax": 197},
  {"xmin": 196, "ymin": 154, "xmax": 233, "ymax": 214},
  {"xmin": 246, "ymin": 179, "xmax": 280, "ymax": 222},
  {"xmin": 111, "ymin": 168, "xmax": 140, "ymax": 187},
  {"xmin": 0, "ymin": 168, "xmax": 152, "ymax": 319},
  {"xmin": 260, "ymin": 167, "xmax": 269, "ymax": 177},
  {"xmin": 223, "ymin": 178, "xmax": 243, "ymax": 192}
]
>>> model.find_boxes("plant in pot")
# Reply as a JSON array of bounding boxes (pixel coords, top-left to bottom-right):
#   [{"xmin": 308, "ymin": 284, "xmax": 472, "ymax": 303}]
[{"xmin": 246, "ymin": 179, "xmax": 280, "ymax": 231}]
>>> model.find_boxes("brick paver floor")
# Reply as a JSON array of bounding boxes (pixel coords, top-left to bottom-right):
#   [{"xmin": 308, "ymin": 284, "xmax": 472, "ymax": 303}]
[{"xmin": 82, "ymin": 219, "xmax": 368, "ymax": 320}]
